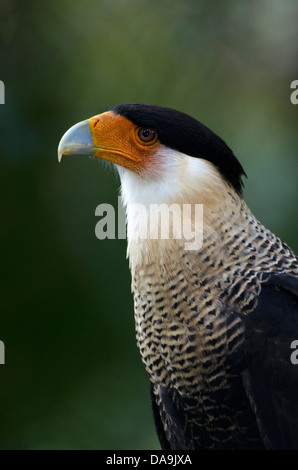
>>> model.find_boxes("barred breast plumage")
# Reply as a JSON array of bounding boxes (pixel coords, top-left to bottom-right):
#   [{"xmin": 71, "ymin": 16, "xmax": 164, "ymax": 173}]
[{"xmin": 129, "ymin": 193, "xmax": 298, "ymax": 449}]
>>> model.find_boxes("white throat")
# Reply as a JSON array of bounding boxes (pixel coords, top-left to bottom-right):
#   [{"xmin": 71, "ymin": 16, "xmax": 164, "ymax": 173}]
[
  {"xmin": 115, "ymin": 149, "xmax": 235, "ymax": 266},
  {"xmin": 118, "ymin": 148, "xmax": 224, "ymax": 209}
]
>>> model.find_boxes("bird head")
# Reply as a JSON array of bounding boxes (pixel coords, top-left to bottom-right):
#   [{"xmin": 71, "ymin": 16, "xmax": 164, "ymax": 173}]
[{"xmin": 58, "ymin": 104, "xmax": 245, "ymax": 207}]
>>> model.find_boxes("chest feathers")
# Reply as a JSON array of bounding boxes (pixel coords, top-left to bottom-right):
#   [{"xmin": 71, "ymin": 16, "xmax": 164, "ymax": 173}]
[{"xmin": 119, "ymin": 158, "xmax": 297, "ymax": 391}]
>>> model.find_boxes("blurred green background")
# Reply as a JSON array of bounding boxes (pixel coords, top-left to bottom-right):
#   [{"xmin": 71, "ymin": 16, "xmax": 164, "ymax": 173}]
[{"xmin": 0, "ymin": 0, "xmax": 297, "ymax": 450}]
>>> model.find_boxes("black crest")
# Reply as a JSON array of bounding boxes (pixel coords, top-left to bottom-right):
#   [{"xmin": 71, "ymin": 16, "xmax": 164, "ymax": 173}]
[{"xmin": 112, "ymin": 103, "xmax": 246, "ymax": 195}]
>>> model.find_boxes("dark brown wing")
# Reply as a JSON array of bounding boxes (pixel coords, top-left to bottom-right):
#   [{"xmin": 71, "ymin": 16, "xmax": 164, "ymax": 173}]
[{"xmin": 242, "ymin": 273, "xmax": 298, "ymax": 449}]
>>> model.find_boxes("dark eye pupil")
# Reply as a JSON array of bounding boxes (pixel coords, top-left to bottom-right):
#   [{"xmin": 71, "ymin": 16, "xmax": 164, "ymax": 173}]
[{"xmin": 138, "ymin": 127, "xmax": 157, "ymax": 143}]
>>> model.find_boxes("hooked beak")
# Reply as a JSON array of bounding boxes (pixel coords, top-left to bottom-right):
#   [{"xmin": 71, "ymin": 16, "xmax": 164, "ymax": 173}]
[{"xmin": 58, "ymin": 119, "xmax": 97, "ymax": 162}]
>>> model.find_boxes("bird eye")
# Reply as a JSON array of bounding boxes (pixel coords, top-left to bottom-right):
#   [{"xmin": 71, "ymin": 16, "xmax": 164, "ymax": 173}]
[{"xmin": 137, "ymin": 127, "xmax": 158, "ymax": 145}]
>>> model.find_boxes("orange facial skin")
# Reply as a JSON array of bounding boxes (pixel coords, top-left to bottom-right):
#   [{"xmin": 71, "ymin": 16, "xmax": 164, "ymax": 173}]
[{"xmin": 89, "ymin": 111, "xmax": 161, "ymax": 174}]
